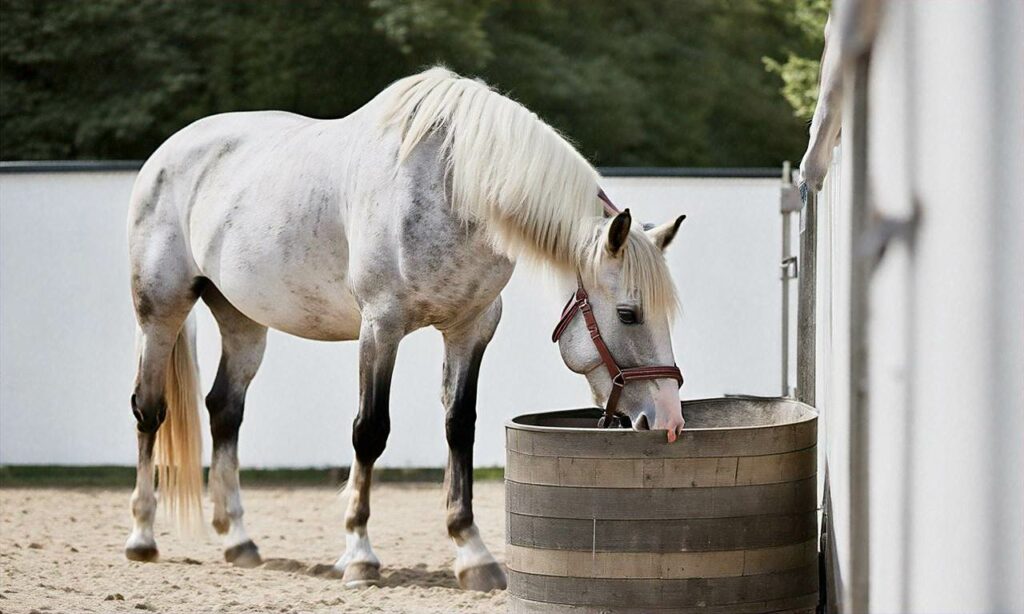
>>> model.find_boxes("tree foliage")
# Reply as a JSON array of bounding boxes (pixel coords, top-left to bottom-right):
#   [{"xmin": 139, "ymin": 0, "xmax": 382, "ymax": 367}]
[
  {"xmin": 2, "ymin": 0, "xmax": 824, "ymax": 166},
  {"xmin": 763, "ymin": 0, "xmax": 829, "ymax": 121}
]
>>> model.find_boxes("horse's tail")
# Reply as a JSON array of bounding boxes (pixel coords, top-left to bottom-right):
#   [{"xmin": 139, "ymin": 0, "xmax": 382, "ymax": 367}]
[{"xmin": 154, "ymin": 312, "xmax": 204, "ymax": 534}]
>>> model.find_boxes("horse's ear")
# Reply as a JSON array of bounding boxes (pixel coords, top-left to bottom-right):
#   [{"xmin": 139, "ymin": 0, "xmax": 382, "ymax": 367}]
[
  {"xmin": 646, "ymin": 215, "xmax": 686, "ymax": 251},
  {"xmin": 606, "ymin": 209, "xmax": 632, "ymax": 255}
]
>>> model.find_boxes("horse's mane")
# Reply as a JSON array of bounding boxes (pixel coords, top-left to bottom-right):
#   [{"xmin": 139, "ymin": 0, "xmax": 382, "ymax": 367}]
[{"xmin": 381, "ymin": 67, "xmax": 677, "ymax": 320}]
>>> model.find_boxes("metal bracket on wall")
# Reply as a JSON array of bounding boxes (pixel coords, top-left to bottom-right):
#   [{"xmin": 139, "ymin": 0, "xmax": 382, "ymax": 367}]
[
  {"xmin": 781, "ymin": 256, "xmax": 799, "ymax": 280},
  {"xmin": 858, "ymin": 201, "xmax": 921, "ymax": 271}
]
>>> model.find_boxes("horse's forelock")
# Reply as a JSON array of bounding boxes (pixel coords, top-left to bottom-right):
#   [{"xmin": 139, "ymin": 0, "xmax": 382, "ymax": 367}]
[{"xmin": 578, "ymin": 225, "xmax": 680, "ymax": 323}]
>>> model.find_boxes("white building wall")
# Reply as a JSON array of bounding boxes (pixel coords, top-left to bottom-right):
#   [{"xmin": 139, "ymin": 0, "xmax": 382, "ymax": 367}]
[
  {"xmin": 890, "ymin": 2, "xmax": 1023, "ymax": 611},
  {"xmin": 816, "ymin": 1, "xmax": 1023, "ymax": 611},
  {"xmin": 0, "ymin": 171, "xmax": 785, "ymax": 468}
]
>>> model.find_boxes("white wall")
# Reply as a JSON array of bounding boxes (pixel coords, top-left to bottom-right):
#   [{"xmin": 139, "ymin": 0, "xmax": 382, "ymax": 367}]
[
  {"xmin": 867, "ymin": 2, "xmax": 1023, "ymax": 611},
  {"xmin": 0, "ymin": 171, "xmax": 783, "ymax": 468},
  {"xmin": 814, "ymin": 2, "xmax": 1024, "ymax": 612}
]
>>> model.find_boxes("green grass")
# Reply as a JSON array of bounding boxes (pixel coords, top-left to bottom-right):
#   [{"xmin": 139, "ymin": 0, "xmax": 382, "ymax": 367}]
[{"xmin": 0, "ymin": 465, "xmax": 504, "ymax": 489}]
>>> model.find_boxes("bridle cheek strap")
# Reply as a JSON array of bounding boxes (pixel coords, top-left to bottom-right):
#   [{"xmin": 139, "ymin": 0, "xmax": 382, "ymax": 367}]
[{"xmin": 552, "ymin": 277, "xmax": 684, "ymax": 428}]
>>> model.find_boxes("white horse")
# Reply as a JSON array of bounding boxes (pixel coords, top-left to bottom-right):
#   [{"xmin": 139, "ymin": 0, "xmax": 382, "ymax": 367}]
[{"xmin": 124, "ymin": 67, "xmax": 687, "ymax": 590}]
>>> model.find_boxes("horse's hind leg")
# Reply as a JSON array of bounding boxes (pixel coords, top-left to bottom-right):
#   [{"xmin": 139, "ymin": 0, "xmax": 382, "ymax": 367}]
[
  {"xmin": 125, "ymin": 271, "xmax": 202, "ymax": 562},
  {"xmin": 335, "ymin": 312, "xmax": 404, "ymax": 588},
  {"xmin": 126, "ymin": 429, "xmax": 159, "ymax": 561},
  {"xmin": 442, "ymin": 298, "xmax": 507, "ymax": 591},
  {"xmin": 201, "ymin": 285, "xmax": 268, "ymax": 567}
]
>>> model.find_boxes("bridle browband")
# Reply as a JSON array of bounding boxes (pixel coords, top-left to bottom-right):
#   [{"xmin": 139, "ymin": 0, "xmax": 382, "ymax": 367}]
[{"xmin": 551, "ymin": 190, "xmax": 684, "ymax": 428}]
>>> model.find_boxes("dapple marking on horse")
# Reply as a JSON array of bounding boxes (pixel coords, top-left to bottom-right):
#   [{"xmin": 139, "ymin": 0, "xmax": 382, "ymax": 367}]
[{"xmin": 125, "ymin": 67, "xmax": 686, "ymax": 590}]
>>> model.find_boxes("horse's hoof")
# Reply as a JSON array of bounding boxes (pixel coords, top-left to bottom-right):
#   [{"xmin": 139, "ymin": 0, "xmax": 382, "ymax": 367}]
[
  {"xmin": 125, "ymin": 544, "xmax": 159, "ymax": 563},
  {"xmin": 224, "ymin": 540, "xmax": 262, "ymax": 568},
  {"xmin": 457, "ymin": 562, "xmax": 507, "ymax": 592},
  {"xmin": 342, "ymin": 562, "xmax": 381, "ymax": 588}
]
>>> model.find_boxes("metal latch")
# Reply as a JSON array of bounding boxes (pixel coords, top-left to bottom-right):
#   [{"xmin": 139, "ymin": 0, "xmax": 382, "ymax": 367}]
[{"xmin": 781, "ymin": 256, "xmax": 799, "ymax": 280}]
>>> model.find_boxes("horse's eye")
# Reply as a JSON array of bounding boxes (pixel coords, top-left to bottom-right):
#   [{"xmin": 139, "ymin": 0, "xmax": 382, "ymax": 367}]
[{"xmin": 617, "ymin": 307, "xmax": 640, "ymax": 324}]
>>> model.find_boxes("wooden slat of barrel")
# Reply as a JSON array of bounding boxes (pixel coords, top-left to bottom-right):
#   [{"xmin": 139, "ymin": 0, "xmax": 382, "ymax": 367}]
[
  {"xmin": 506, "ymin": 539, "xmax": 816, "ymax": 579},
  {"xmin": 506, "ymin": 476, "xmax": 817, "ymax": 519},
  {"xmin": 735, "ymin": 447, "xmax": 817, "ymax": 486},
  {"xmin": 506, "ymin": 419, "xmax": 815, "ymax": 458},
  {"xmin": 507, "ymin": 511, "xmax": 819, "ymax": 552},
  {"xmin": 506, "ymin": 447, "xmax": 816, "ymax": 488},
  {"xmin": 508, "ymin": 593, "xmax": 819, "ymax": 614},
  {"xmin": 508, "ymin": 565, "xmax": 818, "ymax": 608}
]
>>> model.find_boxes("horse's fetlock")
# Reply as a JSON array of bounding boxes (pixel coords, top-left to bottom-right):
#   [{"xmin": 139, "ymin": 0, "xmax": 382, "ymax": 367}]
[
  {"xmin": 225, "ymin": 500, "xmax": 245, "ymax": 521},
  {"xmin": 131, "ymin": 492, "xmax": 156, "ymax": 521},
  {"xmin": 211, "ymin": 515, "xmax": 230, "ymax": 536},
  {"xmin": 212, "ymin": 515, "xmax": 230, "ymax": 535},
  {"xmin": 446, "ymin": 509, "xmax": 474, "ymax": 537},
  {"xmin": 345, "ymin": 505, "xmax": 370, "ymax": 532}
]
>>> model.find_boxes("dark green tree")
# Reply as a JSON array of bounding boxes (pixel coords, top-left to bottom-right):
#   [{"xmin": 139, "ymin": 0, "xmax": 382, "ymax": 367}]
[{"xmin": 1, "ymin": 0, "xmax": 822, "ymax": 166}]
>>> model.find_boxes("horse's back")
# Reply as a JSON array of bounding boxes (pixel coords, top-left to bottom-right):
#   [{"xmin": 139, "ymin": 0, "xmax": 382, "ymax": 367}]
[{"xmin": 129, "ymin": 111, "xmax": 321, "ymax": 226}]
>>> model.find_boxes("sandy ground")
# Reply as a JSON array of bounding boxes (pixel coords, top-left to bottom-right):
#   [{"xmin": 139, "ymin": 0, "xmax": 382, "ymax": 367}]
[{"xmin": 0, "ymin": 483, "xmax": 507, "ymax": 613}]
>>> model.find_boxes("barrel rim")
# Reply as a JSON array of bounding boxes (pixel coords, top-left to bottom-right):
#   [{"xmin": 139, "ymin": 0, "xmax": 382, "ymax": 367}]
[{"xmin": 506, "ymin": 395, "xmax": 817, "ymax": 434}]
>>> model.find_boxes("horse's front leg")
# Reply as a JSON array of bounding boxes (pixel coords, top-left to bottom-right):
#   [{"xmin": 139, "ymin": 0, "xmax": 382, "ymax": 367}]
[
  {"xmin": 442, "ymin": 299, "xmax": 507, "ymax": 591},
  {"xmin": 335, "ymin": 314, "xmax": 402, "ymax": 588}
]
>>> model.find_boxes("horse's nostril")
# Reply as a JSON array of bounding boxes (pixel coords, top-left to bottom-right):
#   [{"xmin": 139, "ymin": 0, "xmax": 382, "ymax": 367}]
[
  {"xmin": 132, "ymin": 407, "xmax": 144, "ymax": 423},
  {"xmin": 634, "ymin": 414, "xmax": 650, "ymax": 430}
]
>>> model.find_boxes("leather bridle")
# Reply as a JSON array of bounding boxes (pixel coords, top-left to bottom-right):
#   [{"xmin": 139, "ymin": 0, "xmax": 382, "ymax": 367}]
[{"xmin": 551, "ymin": 190, "xmax": 684, "ymax": 428}]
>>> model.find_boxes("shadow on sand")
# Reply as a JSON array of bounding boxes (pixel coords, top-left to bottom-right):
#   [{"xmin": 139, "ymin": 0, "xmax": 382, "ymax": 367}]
[{"xmin": 258, "ymin": 558, "xmax": 466, "ymax": 589}]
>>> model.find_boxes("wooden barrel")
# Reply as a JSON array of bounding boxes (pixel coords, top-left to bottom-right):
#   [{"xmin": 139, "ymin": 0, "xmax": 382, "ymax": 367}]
[{"xmin": 505, "ymin": 396, "xmax": 818, "ymax": 613}]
